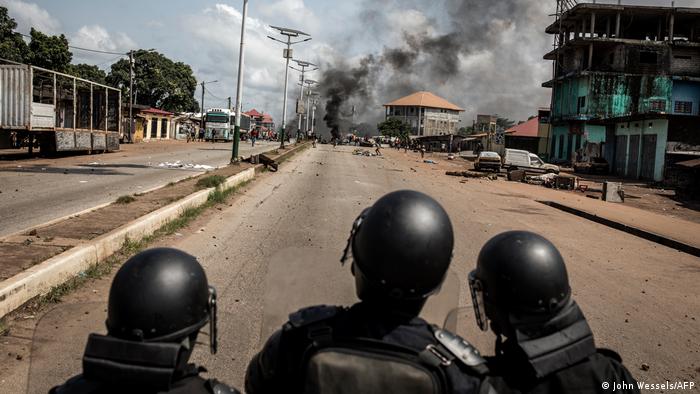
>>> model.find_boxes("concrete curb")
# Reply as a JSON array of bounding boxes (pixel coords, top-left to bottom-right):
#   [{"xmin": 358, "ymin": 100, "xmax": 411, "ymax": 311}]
[
  {"xmin": 0, "ymin": 145, "xmax": 276, "ymax": 241},
  {"xmin": 538, "ymin": 200, "xmax": 700, "ymax": 258},
  {"xmin": 0, "ymin": 168, "xmax": 256, "ymax": 318}
]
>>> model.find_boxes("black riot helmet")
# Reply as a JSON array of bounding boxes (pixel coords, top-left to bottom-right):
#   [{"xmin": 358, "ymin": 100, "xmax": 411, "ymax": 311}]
[
  {"xmin": 469, "ymin": 231, "xmax": 571, "ymax": 335},
  {"xmin": 341, "ymin": 190, "xmax": 454, "ymax": 313},
  {"xmin": 469, "ymin": 231, "xmax": 598, "ymax": 379},
  {"xmin": 106, "ymin": 247, "xmax": 218, "ymax": 353}
]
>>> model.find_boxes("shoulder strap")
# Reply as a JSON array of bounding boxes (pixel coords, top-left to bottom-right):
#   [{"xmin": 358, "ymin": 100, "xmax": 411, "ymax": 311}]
[
  {"xmin": 206, "ymin": 379, "xmax": 241, "ymax": 394},
  {"xmin": 430, "ymin": 325, "xmax": 490, "ymax": 376}
]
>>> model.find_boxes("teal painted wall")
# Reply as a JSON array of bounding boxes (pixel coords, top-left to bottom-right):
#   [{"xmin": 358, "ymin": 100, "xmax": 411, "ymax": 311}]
[
  {"xmin": 553, "ymin": 74, "xmax": 674, "ymax": 120},
  {"xmin": 614, "ymin": 119, "xmax": 668, "ymax": 181},
  {"xmin": 584, "ymin": 125, "xmax": 606, "ymax": 143}
]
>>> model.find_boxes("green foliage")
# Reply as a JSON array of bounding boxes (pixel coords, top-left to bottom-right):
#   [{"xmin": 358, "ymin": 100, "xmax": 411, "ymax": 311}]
[
  {"xmin": 196, "ymin": 175, "xmax": 226, "ymax": 189},
  {"xmin": 115, "ymin": 195, "xmax": 136, "ymax": 204},
  {"xmin": 27, "ymin": 28, "xmax": 71, "ymax": 71},
  {"xmin": 107, "ymin": 50, "xmax": 200, "ymax": 113},
  {"xmin": 496, "ymin": 117, "xmax": 515, "ymax": 129},
  {"xmin": 378, "ymin": 118, "xmax": 410, "ymax": 142},
  {"xmin": 0, "ymin": 7, "xmax": 28, "ymax": 63},
  {"xmin": 67, "ymin": 63, "xmax": 107, "ymax": 84},
  {"xmin": 457, "ymin": 126, "xmax": 475, "ymax": 137}
]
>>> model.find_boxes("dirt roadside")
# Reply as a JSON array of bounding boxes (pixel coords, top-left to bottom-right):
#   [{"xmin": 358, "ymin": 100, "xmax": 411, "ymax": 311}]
[
  {"xmin": 404, "ymin": 149, "xmax": 700, "ymax": 225},
  {"xmin": 0, "ymin": 143, "xmax": 302, "ymax": 283},
  {"xmin": 0, "ymin": 144, "xmax": 308, "ymax": 391}
]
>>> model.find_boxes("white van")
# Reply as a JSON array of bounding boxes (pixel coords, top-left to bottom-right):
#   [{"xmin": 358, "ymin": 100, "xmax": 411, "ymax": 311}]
[{"xmin": 502, "ymin": 149, "xmax": 559, "ymax": 174}]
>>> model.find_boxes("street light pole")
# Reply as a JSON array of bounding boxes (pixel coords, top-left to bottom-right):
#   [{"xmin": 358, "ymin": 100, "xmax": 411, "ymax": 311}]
[
  {"xmin": 232, "ymin": 0, "xmax": 248, "ymax": 164},
  {"xmin": 128, "ymin": 51, "xmax": 134, "ymax": 143},
  {"xmin": 268, "ymin": 26, "xmax": 311, "ymax": 149},
  {"xmin": 303, "ymin": 80, "xmax": 317, "ymax": 135},
  {"xmin": 199, "ymin": 80, "xmax": 218, "ymax": 137}
]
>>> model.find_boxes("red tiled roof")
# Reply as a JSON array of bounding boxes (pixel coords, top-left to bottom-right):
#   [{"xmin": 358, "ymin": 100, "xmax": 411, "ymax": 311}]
[
  {"xmin": 506, "ymin": 117, "xmax": 539, "ymax": 138},
  {"xmin": 141, "ymin": 108, "xmax": 174, "ymax": 116},
  {"xmin": 246, "ymin": 109, "xmax": 263, "ymax": 117},
  {"xmin": 384, "ymin": 91, "xmax": 464, "ymax": 111}
]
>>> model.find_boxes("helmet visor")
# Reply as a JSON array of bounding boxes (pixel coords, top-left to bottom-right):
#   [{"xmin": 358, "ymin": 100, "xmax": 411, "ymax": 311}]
[{"xmin": 468, "ymin": 270, "xmax": 488, "ymax": 332}]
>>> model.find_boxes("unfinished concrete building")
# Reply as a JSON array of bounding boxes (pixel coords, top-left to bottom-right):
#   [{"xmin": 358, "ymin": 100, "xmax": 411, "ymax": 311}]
[
  {"xmin": 383, "ymin": 91, "xmax": 464, "ymax": 137},
  {"xmin": 544, "ymin": 2, "xmax": 700, "ymax": 182}
]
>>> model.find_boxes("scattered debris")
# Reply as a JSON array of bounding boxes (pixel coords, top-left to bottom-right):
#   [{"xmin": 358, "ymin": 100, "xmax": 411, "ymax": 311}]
[
  {"xmin": 524, "ymin": 173, "xmax": 557, "ymax": 187},
  {"xmin": 446, "ymin": 171, "xmax": 497, "ymax": 180},
  {"xmin": 353, "ymin": 149, "xmax": 379, "ymax": 157},
  {"xmin": 640, "ymin": 363, "xmax": 650, "ymax": 371},
  {"xmin": 158, "ymin": 161, "xmax": 215, "ymax": 170},
  {"xmin": 423, "ymin": 159, "xmax": 437, "ymax": 164},
  {"xmin": 28, "ymin": 229, "xmax": 37, "ymax": 236},
  {"xmin": 447, "ymin": 154, "xmax": 455, "ymax": 160}
]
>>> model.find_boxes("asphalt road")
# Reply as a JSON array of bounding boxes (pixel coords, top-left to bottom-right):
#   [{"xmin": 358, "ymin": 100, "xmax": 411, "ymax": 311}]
[
  {"xmin": 3, "ymin": 144, "xmax": 698, "ymax": 393},
  {"xmin": 0, "ymin": 140, "xmax": 280, "ymax": 238}
]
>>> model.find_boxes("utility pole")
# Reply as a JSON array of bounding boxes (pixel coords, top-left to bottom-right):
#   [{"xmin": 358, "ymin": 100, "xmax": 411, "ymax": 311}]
[
  {"xmin": 311, "ymin": 96, "xmax": 319, "ymax": 136},
  {"xmin": 200, "ymin": 80, "xmax": 218, "ymax": 136},
  {"xmin": 128, "ymin": 51, "xmax": 134, "ymax": 143},
  {"xmin": 290, "ymin": 60, "xmax": 318, "ymax": 140},
  {"xmin": 231, "ymin": 0, "xmax": 248, "ymax": 163},
  {"xmin": 303, "ymin": 81, "xmax": 317, "ymax": 135},
  {"xmin": 269, "ymin": 27, "xmax": 311, "ymax": 149},
  {"xmin": 228, "ymin": 97, "xmax": 232, "ymax": 110}
]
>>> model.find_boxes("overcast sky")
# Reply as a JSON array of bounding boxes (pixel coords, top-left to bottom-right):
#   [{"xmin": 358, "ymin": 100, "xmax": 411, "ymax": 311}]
[{"xmin": 3, "ymin": 0, "xmax": 700, "ymax": 133}]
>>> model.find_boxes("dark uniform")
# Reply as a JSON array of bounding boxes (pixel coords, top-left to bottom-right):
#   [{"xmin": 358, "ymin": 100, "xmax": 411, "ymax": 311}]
[
  {"xmin": 484, "ymin": 343, "xmax": 639, "ymax": 394},
  {"xmin": 469, "ymin": 231, "xmax": 640, "ymax": 394},
  {"xmin": 246, "ymin": 190, "xmax": 484, "ymax": 394},
  {"xmin": 50, "ymin": 248, "xmax": 239, "ymax": 394},
  {"xmin": 51, "ymin": 364, "xmax": 237, "ymax": 394},
  {"xmin": 246, "ymin": 303, "xmax": 483, "ymax": 394}
]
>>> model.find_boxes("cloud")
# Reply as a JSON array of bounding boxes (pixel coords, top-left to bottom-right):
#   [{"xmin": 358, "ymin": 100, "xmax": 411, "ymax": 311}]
[
  {"xmin": 184, "ymin": 3, "xmax": 316, "ymax": 121},
  {"xmin": 258, "ymin": 0, "xmax": 319, "ymax": 35},
  {"xmin": 70, "ymin": 25, "xmax": 136, "ymax": 66},
  {"xmin": 1, "ymin": 0, "xmax": 60, "ymax": 34}
]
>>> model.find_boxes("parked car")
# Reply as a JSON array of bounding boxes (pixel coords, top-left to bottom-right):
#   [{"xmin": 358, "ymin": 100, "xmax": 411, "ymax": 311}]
[
  {"xmin": 502, "ymin": 148, "xmax": 559, "ymax": 174},
  {"xmin": 573, "ymin": 157, "xmax": 610, "ymax": 174},
  {"xmin": 474, "ymin": 151, "xmax": 502, "ymax": 172}
]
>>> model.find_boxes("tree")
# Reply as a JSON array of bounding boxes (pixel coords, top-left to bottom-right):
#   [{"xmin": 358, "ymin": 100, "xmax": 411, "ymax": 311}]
[
  {"xmin": 457, "ymin": 126, "xmax": 474, "ymax": 137},
  {"xmin": 67, "ymin": 64, "xmax": 107, "ymax": 84},
  {"xmin": 27, "ymin": 28, "xmax": 71, "ymax": 71},
  {"xmin": 0, "ymin": 6, "xmax": 29, "ymax": 63},
  {"xmin": 378, "ymin": 118, "xmax": 410, "ymax": 142},
  {"xmin": 107, "ymin": 50, "xmax": 199, "ymax": 113},
  {"xmin": 496, "ymin": 117, "xmax": 515, "ymax": 129}
]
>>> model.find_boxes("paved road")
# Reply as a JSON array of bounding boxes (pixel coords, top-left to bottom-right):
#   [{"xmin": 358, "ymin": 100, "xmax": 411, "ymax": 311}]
[
  {"xmin": 0, "ymin": 140, "xmax": 280, "ymax": 238},
  {"xmin": 3, "ymin": 145, "xmax": 698, "ymax": 393}
]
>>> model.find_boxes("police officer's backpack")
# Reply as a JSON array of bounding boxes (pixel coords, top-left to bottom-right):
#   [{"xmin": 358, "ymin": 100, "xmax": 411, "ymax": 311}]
[{"xmin": 278, "ymin": 306, "xmax": 489, "ymax": 394}]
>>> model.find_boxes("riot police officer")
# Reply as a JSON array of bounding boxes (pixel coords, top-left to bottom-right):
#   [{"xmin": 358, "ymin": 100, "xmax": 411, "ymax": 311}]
[
  {"xmin": 245, "ymin": 190, "xmax": 486, "ymax": 394},
  {"xmin": 51, "ymin": 248, "xmax": 239, "ymax": 394},
  {"xmin": 469, "ymin": 231, "xmax": 640, "ymax": 393}
]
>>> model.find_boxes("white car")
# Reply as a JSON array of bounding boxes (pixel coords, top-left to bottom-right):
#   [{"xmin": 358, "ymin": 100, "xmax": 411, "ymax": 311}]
[{"xmin": 502, "ymin": 149, "xmax": 559, "ymax": 174}]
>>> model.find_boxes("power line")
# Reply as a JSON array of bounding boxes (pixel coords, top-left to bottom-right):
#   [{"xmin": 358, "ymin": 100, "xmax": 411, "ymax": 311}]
[{"xmin": 18, "ymin": 32, "xmax": 128, "ymax": 56}]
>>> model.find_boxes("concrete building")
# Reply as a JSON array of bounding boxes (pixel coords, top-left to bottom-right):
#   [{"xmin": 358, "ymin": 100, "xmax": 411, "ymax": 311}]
[
  {"xmin": 505, "ymin": 109, "xmax": 553, "ymax": 158},
  {"xmin": 383, "ymin": 92, "xmax": 464, "ymax": 137},
  {"xmin": 544, "ymin": 2, "xmax": 700, "ymax": 181},
  {"xmin": 134, "ymin": 108, "xmax": 174, "ymax": 142}
]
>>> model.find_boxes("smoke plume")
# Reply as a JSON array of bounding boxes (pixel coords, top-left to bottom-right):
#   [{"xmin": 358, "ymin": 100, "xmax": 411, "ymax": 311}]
[{"xmin": 317, "ymin": 0, "xmax": 552, "ymax": 137}]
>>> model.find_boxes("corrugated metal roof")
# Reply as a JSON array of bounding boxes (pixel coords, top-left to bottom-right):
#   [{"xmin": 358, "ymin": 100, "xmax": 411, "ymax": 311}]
[
  {"xmin": 141, "ymin": 108, "xmax": 174, "ymax": 116},
  {"xmin": 506, "ymin": 117, "xmax": 540, "ymax": 138},
  {"xmin": 384, "ymin": 91, "xmax": 464, "ymax": 111}
]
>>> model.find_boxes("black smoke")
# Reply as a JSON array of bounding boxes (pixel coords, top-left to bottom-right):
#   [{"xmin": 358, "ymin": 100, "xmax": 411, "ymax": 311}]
[{"xmin": 317, "ymin": 0, "xmax": 551, "ymax": 136}]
